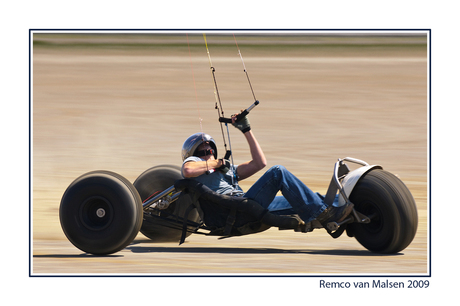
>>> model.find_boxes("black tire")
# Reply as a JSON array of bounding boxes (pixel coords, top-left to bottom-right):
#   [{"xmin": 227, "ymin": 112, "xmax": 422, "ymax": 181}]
[
  {"xmin": 59, "ymin": 171, "xmax": 143, "ymax": 255},
  {"xmin": 134, "ymin": 165, "xmax": 200, "ymax": 242},
  {"xmin": 348, "ymin": 169, "xmax": 418, "ymax": 254}
]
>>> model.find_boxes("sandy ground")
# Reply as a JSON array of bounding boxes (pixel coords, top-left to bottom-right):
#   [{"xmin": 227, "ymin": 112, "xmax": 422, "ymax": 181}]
[{"xmin": 31, "ymin": 33, "xmax": 428, "ymax": 275}]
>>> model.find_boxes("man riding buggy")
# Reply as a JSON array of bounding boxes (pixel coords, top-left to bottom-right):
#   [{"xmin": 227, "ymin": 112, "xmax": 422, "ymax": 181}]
[
  {"xmin": 59, "ymin": 106, "xmax": 417, "ymax": 256},
  {"xmin": 181, "ymin": 114, "xmax": 354, "ymax": 231}
]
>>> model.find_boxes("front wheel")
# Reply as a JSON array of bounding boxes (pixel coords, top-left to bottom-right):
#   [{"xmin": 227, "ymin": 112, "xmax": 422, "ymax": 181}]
[
  {"xmin": 59, "ymin": 171, "xmax": 143, "ymax": 255},
  {"xmin": 347, "ymin": 169, "xmax": 418, "ymax": 254}
]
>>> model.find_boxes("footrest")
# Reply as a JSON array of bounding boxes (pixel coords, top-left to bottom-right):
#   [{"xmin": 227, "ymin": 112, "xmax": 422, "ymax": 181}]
[{"xmin": 280, "ymin": 219, "xmax": 323, "ymax": 233}]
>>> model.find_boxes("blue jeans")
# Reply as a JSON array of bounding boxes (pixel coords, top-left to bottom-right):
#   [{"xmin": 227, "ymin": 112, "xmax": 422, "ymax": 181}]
[{"xmin": 243, "ymin": 165, "xmax": 327, "ymax": 223}]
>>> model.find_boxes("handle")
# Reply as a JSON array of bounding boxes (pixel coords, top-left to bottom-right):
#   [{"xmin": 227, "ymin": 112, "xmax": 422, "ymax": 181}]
[{"xmin": 219, "ymin": 100, "xmax": 259, "ymax": 123}]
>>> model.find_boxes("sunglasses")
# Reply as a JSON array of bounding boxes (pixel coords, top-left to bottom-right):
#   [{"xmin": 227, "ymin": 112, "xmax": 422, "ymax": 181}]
[{"xmin": 195, "ymin": 148, "xmax": 215, "ymax": 157}]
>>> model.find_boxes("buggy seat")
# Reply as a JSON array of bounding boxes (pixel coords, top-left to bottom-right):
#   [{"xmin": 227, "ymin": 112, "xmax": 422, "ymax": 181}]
[{"xmin": 174, "ymin": 179, "xmax": 303, "ymax": 243}]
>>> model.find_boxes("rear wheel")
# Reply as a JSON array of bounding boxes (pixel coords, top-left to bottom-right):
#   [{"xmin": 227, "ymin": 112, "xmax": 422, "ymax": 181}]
[
  {"xmin": 59, "ymin": 171, "xmax": 143, "ymax": 255},
  {"xmin": 348, "ymin": 169, "xmax": 418, "ymax": 254},
  {"xmin": 134, "ymin": 165, "xmax": 200, "ymax": 242}
]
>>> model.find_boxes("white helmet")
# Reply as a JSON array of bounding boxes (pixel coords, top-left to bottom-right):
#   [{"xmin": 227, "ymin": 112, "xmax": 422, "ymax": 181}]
[{"xmin": 181, "ymin": 132, "xmax": 218, "ymax": 161}]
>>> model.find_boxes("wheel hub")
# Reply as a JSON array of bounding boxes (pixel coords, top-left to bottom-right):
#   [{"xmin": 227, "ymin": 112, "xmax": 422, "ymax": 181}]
[
  {"xmin": 96, "ymin": 208, "xmax": 106, "ymax": 218},
  {"xmin": 80, "ymin": 196, "xmax": 113, "ymax": 231}
]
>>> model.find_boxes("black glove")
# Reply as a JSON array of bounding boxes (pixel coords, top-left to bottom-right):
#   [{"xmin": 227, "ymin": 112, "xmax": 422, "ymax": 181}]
[
  {"xmin": 232, "ymin": 115, "xmax": 251, "ymax": 133},
  {"xmin": 217, "ymin": 159, "xmax": 231, "ymax": 173}
]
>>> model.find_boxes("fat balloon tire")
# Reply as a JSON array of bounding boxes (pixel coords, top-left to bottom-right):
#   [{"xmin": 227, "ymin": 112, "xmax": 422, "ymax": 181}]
[
  {"xmin": 59, "ymin": 171, "xmax": 143, "ymax": 255},
  {"xmin": 134, "ymin": 165, "xmax": 200, "ymax": 242},
  {"xmin": 348, "ymin": 169, "xmax": 418, "ymax": 254}
]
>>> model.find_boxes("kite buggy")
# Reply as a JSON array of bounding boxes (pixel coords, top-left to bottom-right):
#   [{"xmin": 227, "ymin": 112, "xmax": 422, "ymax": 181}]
[{"xmin": 59, "ymin": 123, "xmax": 418, "ymax": 255}]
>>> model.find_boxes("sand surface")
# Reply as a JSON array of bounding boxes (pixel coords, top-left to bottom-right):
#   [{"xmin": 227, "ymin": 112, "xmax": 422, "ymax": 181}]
[{"xmin": 31, "ymin": 33, "xmax": 428, "ymax": 274}]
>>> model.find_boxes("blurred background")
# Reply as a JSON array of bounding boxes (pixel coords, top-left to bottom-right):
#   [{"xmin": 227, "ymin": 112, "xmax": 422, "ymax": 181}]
[{"xmin": 32, "ymin": 32, "xmax": 427, "ymax": 244}]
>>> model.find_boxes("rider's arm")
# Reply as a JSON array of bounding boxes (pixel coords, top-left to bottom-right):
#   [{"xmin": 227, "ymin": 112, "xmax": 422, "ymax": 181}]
[
  {"xmin": 182, "ymin": 159, "xmax": 223, "ymax": 178},
  {"xmin": 236, "ymin": 130, "xmax": 267, "ymax": 181}
]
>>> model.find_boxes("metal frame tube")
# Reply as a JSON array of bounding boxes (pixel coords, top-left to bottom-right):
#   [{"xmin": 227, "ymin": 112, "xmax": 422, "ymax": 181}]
[
  {"xmin": 142, "ymin": 186, "xmax": 177, "ymax": 209},
  {"xmin": 332, "ymin": 157, "xmax": 370, "ymax": 204}
]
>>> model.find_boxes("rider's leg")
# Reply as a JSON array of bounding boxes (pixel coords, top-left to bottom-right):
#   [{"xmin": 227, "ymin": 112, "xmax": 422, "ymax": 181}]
[{"xmin": 243, "ymin": 165, "xmax": 327, "ymax": 223}]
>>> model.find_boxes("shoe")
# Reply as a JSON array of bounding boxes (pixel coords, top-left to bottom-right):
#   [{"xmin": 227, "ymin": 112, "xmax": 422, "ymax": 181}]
[{"xmin": 316, "ymin": 202, "xmax": 354, "ymax": 226}]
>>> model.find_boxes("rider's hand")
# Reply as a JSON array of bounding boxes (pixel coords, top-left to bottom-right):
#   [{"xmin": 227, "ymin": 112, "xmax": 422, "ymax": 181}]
[
  {"xmin": 231, "ymin": 111, "xmax": 251, "ymax": 133},
  {"xmin": 217, "ymin": 158, "xmax": 231, "ymax": 173}
]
